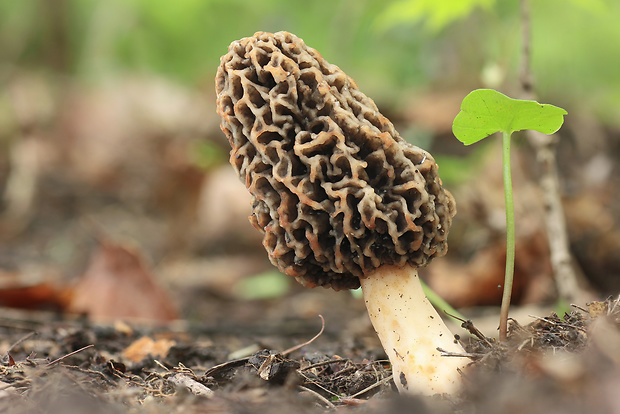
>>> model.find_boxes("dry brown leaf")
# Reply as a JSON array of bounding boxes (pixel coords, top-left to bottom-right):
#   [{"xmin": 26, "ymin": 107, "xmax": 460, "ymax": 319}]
[
  {"xmin": 586, "ymin": 301, "xmax": 609, "ymax": 318},
  {"xmin": 122, "ymin": 336, "xmax": 176, "ymax": 363},
  {"xmin": 68, "ymin": 241, "xmax": 178, "ymax": 322},
  {"xmin": 0, "ymin": 270, "xmax": 70, "ymax": 310},
  {"xmin": 0, "ymin": 282, "xmax": 60, "ymax": 310},
  {"xmin": 426, "ymin": 232, "xmax": 554, "ymax": 308}
]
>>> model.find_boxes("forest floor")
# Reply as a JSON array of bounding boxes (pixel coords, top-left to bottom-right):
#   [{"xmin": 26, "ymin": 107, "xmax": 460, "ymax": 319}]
[{"xmin": 0, "ymin": 292, "xmax": 619, "ymax": 414}]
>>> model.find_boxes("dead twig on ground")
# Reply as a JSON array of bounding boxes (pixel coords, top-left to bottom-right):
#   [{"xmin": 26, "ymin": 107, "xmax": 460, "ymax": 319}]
[
  {"xmin": 5, "ymin": 331, "xmax": 37, "ymax": 357},
  {"xmin": 298, "ymin": 358, "xmax": 351, "ymax": 372},
  {"xmin": 282, "ymin": 315, "xmax": 325, "ymax": 356},
  {"xmin": 298, "ymin": 385, "xmax": 336, "ymax": 409},
  {"xmin": 446, "ymin": 312, "xmax": 494, "ymax": 347},
  {"xmin": 45, "ymin": 344, "xmax": 94, "ymax": 367},
  {"xmin": 168, "ymin": 373, "xmax": 214, "ymax": 397},
  {"xmin": 438, "ymin": 348, "xmax": 486, "ymax": 359},
  {"xmin": 348, "ymin": 374, "xmax": 393, "ymax": 399}
]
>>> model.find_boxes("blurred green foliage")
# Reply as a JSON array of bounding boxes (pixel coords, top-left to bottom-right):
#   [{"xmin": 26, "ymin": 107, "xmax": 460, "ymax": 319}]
[
  {"xmin": 375, "ymin": 0, "xmax": 496, "ymax": 32},
  {"xmin": 191, "ymin": 141, "xmax": 228, "ymax": 171},
  {"xmin": 530, "ymin": 0, "xmax": 620, "ymax": 123},
  {"xmin": 433, "ymin": 146, "xmax": 489, "ymax": 186},
  {"xmin": 233, "ymin": 270, "xmax": 291, "ymax": 300},
  {"xmin": 1, "ymin": 0, "xmax": 619, "ymax": 123}
]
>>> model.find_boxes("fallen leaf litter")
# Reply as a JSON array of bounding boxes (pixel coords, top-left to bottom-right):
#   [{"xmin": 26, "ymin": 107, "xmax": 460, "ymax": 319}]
[{"xmin": 0, "ymin": 297, "xmax": 618, "ymax": 413}]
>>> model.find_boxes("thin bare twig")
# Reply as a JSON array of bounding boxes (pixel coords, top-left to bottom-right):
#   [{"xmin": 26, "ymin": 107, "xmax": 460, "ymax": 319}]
[
  {"xmin": 348, "ymin": 374, "xmax": 393, "ymax": 398},
  {"xmin": 205, "ymin": 315, "xmax": 326, "ymax": 380},
  {"xmin": 445, "ymin": 311, "xmax": 494, "ymax": 347},
  {"xmin": 298, "ymin": 385, "xmax": 336, "ymax": 409},
  {"xmin": 609, "ymin": 295, "xmax": 620, "ymax": 315},
  {"xmin": 337, "ymin": 397, "xmax": 368, "ymax": 406},
  {"xmin": 571, "ymin": 303, "xmax": 589, "ymax": 313},
  {"xmin": 6, "ymin": 331, "xmax": 37, "ymax": 354},
  {"xmin": 204, "ymin": 357, "xmax": 250, "ymax": 377},
  {"xmin": 45, "ymin": 344, "xmax": 94, "ymax": 367},
  {"xmin": 437, "ymin": 348, "xmax": 485, "ymax": 359},
  {"xmin": 153, "ymin": 360, "xmax": 170, "ymax": 371},
  {"xmin": 298, "ymin": 357, "xmax": 351, "ymax": 372},
  {"xmin": 281, "ymin": 314, "xmax": 325, "ymax": 356},
  {"xmin": 528, "ymin": 314, "xmax": 587, "ymax": 333},
  {"xmin": 297, "ymin": 370, "xmax": 341, "ymax": 399},
  {"xmin": 63, "ymin": 365, "xmax": 116, "ymax": 385}
]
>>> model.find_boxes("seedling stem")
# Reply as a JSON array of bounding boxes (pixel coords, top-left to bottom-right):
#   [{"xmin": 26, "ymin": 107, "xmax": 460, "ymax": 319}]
[
  {"xmin": 452, "ymin": 89, "xmax": 566, "ymax": 342},
  {"xmin": 499, "ymin": 130, "xmax": 516, "ymax": 341}
]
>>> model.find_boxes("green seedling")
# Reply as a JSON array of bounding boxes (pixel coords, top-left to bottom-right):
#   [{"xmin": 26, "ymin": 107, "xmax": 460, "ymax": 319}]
[{"xmin": 452, "ymin": 89, "xmax": 567, "ymax": 341}]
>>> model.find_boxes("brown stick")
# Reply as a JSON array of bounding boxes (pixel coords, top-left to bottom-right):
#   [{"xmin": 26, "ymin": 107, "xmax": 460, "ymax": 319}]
[
  {"xmin": 46, "ymin": 344, "xmax": 94, "ymax": 367},
  {"xmin": 518, "ymin": 0, "xmax": 591, "ymax": 305},
  {"xmin": 281, "ymin": 314, "xmax": 325, "ymax": 356}
]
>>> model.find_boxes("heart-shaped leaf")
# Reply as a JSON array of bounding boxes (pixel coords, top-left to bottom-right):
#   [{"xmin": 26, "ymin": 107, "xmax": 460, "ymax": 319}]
[{"xmin": 452, "ymin": 89, "xmax": 567, "ymax": 145}]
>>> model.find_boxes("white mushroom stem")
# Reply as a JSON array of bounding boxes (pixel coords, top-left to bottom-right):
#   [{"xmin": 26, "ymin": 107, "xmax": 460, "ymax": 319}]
[{"xmin": 360, "ymin": 265, "xmax": 467, "ymax": 395}]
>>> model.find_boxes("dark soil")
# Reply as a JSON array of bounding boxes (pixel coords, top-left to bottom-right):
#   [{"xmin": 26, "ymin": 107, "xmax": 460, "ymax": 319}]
[{"xmin": 1, "ymin": 296, "xmax": 619, "ymax": 414}]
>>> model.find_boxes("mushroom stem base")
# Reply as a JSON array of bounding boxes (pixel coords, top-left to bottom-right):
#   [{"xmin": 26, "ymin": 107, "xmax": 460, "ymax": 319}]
[{"xmin": 360, "ymin": 265, "xmax": 467, "ymax": 395}]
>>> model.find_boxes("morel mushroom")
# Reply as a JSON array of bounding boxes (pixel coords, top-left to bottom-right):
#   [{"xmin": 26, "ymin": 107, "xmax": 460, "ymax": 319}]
[{"xmin": 215, "ymin": 31, "xmax": 466, "ymax": 395}]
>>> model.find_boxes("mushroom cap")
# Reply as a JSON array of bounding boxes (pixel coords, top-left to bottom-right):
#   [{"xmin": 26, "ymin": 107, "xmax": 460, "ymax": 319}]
[{"xmin": 215, "ymin": 31, "xmax": 456, "ymax": 290}]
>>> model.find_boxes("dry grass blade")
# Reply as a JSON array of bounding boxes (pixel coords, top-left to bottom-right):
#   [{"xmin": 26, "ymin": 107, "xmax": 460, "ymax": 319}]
[
  {"xmin": 281, "ymin": 315, "xmax": 325, "ymax": 356},
  {"xmin": 6, "ymin": 331, "xmax": 37, "ymax": 355},
  {"xmin": 348, "ymin": 374, "xmax": 393, "ymax": 399},
  {"xmin": 298, "ymin": 385, "xmax": 336, "ymax": 409},
  {"xmin": 298, "ymin": 358, "xmax": 351, "ymax": 372},
  {"xmin": 45, "ymin": 344, "xmax": 94, "ymax": 367},
  {"xmin": 297, "ymin": 369, "xmax": 341, "ymax": 399}
]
